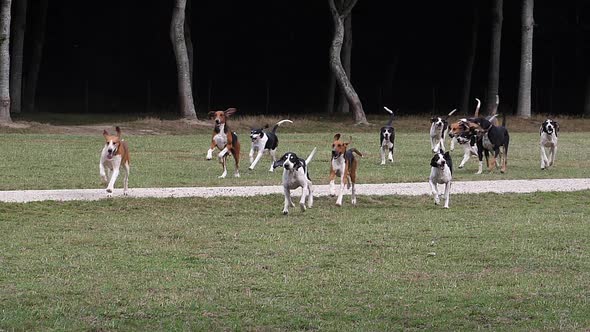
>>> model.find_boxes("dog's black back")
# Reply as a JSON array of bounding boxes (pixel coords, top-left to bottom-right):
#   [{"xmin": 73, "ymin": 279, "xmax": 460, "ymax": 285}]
[
  {"xmin": 251, "ymin": 127, "xmax": 278, "ymax": 150},
  {"xmin": 444, "ymin": 151, "xmax": 453, "ymax": 175}
]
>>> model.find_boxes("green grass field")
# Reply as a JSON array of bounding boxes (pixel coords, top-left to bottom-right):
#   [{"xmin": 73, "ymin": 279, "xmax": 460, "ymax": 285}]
[
  {"xmin": 1, "ymin": 192, "xmax": 589, "ymax": 330},
  {"xmin": 0, "ymin": 131, "xmax": 589, "ymax": 191},
  {"xmin": 1, "ymin": 115, "xmax": 590, "ymax": 330}
]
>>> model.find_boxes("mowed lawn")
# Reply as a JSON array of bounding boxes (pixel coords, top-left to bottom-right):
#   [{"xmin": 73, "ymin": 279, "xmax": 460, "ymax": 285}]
[
  {"xmin": 0, "ymin": 131, "xmax": 589, "ymax": 190},
  {"xmin": 1, "ymin": 191, "xmax": 589, "ymax": 330}
]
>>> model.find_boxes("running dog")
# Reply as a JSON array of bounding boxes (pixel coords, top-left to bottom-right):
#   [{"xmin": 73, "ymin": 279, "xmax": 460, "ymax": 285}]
[
  {"xmin": 206, "ymin": 108, "xmax": 240, "ymax": 178},
  {"xmin": 455, "ymin": 132, "xmax": 478, "ymax": 169},
  {"xmin": 273, "ymin": 147, "xmax": 317, "ymax": 215},
  {"xmin": 540, "ymin": 119, "xmax": 559, "ymax": 170},
  {"xmin": 330, "ymin": 133, "xmax": 363, "ymax": 206},
  {"xmin": 429, "ymin": 150, "xmax": 453, "ymax": 208},
  {"xmin": 249, "ymin": 119, "xmax": 293, "ymax": 171},
  {"xmin": 380, "ymin": 107, "xmax": 396, "ymax": 165},
  {"xmin": 430, "ymin": 108, "xmax": 457, "ymax": 153},
  {"xmin": 99, "ymin": 127, "xmax": 130, "ymax": 197}
]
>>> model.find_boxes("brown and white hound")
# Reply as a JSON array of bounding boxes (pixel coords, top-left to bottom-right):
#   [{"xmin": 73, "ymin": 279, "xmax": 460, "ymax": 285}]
[
  {"xmin": 206, "ymin": 108, "xmax": 241, "ymax": 178},
  {"xmin": 99, "ymin": 126, "xmax": 130, "ymax": 196},
  {"xmin": 330, "ymin": 133, "xmax": 363, "ymax": 206}
]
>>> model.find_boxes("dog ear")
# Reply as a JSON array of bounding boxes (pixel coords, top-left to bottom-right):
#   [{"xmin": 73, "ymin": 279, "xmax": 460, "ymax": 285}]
[
  {"xmin": 208, "ymin": 111, "xmax": 216, "ymax": 119},
  {"xmin": 333, "ymin": 133, "xmax": 341, "ymax": 141},
  {"xmin": 273, "ymin": 154, "xmax": 287, "ymax": 169},
  {"xmin": 225, "ymin": 108, "xmax": 237, "ymax": 117},
  {"xmin": 103, "ymin": 129, "xmax": 109, "ymax": 138},
  {"xmin": 431, "ymin": 117, "xmax": 436, "ymax": 123},
  {"xmin": 115, "ymin": 126, "xmax": 121, "ymax": 137}
]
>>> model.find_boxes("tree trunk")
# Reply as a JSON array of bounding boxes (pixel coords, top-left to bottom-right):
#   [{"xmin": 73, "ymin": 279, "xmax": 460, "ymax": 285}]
[
  {"xmin": 0, "ymin": 0, "xmax": 13, "ymax": 123},
  {"xmin": 516, "ymin": 0, "xmax": 534, "ymax": 118},
  {"xmin": 9, "ymin": 0, "xmax": 26, "ymax": 114},
  {"xmin": 326, "ymin": 72, "xmax": 336, "ymax": 113},
  {"xmin": 336, "ymin": 14, "xmax": 352, "ymax": 114},
  {"xmin": 24, "ymin": 0, "xmax": 47, "ymax": 113},
  {"xmin": 460, "ymin": 4, "xmax": 478, "ymax": 115},
  {"xmin": 171, "ymin": 0, "xmax": 197, "ymax": 120},
  {"xmin": 184, "ymin": 0, "xmax": 194, "ymax": 89},
  {"xmin": 328, "ymin": 0, "xmax": 368, "ymax": 125},
  {"xmin": 485, "ymin": 0, "xmax": 503, "ymax": 116},
  {"xmin": 584, "ymin": 75, "xmax": 590, "ymax": 117}
]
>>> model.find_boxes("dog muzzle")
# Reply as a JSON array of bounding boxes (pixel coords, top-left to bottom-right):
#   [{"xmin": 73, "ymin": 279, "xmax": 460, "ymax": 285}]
[{"xmin": 272, "ymin": 160, "xmax": 284, "ymax": 169}]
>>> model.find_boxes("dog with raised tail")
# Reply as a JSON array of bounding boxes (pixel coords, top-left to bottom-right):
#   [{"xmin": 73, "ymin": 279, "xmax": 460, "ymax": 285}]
[
  {"xmin": 99, "ymin": 126, "xmax": 130, "ymax": 197},
  {"xmin": 450, "ymin": 98, "xmax": 481, "ymax": 151},
  {"xmin": 206, "ymin": 108, "xmax": 240, "ymax": 178},
  {"xmin": 249, "ymin": 119, "xmax": 293, "ymax": 171},
  {"xmin": 429, "ymin": 150, "xmax": 453, "ymax": 208},
  {"xmin": 330, "ymin": 134, "xmax": 363, "ymax": 206},
  {"xmin": 273, "ymin": 147, "xmax": 317, "ymax": 215},
  {"xmin": 540, "ymin": 119, "xmax": 559, "ymax": 170},
  {"xmin": 380, "ymin": 107, "xmax": 396, "ymax": 165},
  {"xmin": 430, "ymin": 108, "xmax": 457, "ymax": 153}
]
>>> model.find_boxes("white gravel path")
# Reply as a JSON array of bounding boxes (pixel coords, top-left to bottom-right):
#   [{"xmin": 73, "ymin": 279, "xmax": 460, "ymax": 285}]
[{"xmin": 1, "ymin": 178, "xmax": 589, "ymax": 203}]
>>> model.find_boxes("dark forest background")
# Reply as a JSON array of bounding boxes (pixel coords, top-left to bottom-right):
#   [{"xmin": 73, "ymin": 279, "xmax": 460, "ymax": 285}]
[{"xmin": 21, "ymin": 0, "xmax": 590, "ymax": 116}]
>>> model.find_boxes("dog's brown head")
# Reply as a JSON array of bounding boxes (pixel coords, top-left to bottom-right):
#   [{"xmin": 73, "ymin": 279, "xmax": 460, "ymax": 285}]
[
  {"xmin": 103, "ymin": 127, "xmax": 122, "ymax": 160},
  {"xmin": 208, "ymin": 108, "xmax": 237, "ymax": 125},
  {"xmin": 449, "ymin": 119, "xmax": 483, "ymax": 137},
  {"xmin": 332, "ymin": 133, "xmax": 351, "ymax": 159}
]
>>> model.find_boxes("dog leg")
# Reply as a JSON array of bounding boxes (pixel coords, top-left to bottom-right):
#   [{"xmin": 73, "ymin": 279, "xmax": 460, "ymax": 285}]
[
  {"xmin": 329, "ymin": 169, "xmax": 336, "ymax": 196},
  {"xmin": 123, "ymin": 162, "xmax": 130, "ymax": 196},
  {"xmin": 336, "ymin": 174, "xmax": 345, "ymax": 206},
  {"xmin": 429, "ymin": 179, "xmax": 440, "ymax": 205},
  {"xmin": 540, "ymin": 145, "xmax": 548, "ymax": 169},
  {"xmin": 443, "ymin": 182, "xmax": 450, "ymax": 208},
  {"xmin": 249, "ymin": 147, "xmax": 255, "ymax": 164},
  {"xmin": 299, "ymin": 184, "xmax": 307, "ymax": 212},
  {"xmin": 282, "ymin": 185, "xmax": 291, "ymax": 215},
  {"xmin": 450, "ymin": 137, "xmax": 456, "ymax": 151},
  {"xmin": 99, "ymin": 162, "xmax": 108, "ymax": 184},
  {"xmin": 106, "ymin": 162, "xmax": 121, "ymax": 196},
  {"xmin": 307, "ymin": 181, "xmax": 314, "ymax": 208},
  {"xmin": 206, "ymin": 140, "xmax": 216, "ymax": 160},
  {"xmin": 388, "ymin": 146, "xmax": 394, "ymax": 162},
  {"xmin": 249, "ymin": 150, "xmax": 264, "ymax": 170},
  {"xmin": 549, "ymin": 145, "xmax": 556, "ymax": 167},
  {"xmin": 219, "ymin": 156, "xmax": 228, "ymax": 179},
  {"xmin": 268, "ymin": 149, "xmax": 277, "ymax": 172},
  {"xmin": 218, "ymin": 147, "xmax": 228, "ymax": 160},
  {"xmin": 380, "ymin": 146, "xmax": 386, "ymax": 165},
  {"xmin": 459, "ymin": 150, "xmax": 470, "ymax": 168},
  {"xmin": 477, "ymin": 161, "xmax": 483, "ymax": 175}
]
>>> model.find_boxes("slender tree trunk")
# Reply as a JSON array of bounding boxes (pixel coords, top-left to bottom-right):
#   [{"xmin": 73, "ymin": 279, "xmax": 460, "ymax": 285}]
[
  {"xmin": 184, "ymin": 0, "xmax": 194, "ymax": 89},
  {"xmin": 516, "ymin": 0, "xmax": 534, "ymax": 118},
  {"xmin": 485, "ymin": 0, "xmax": 503, "ymax": 115},
  {"xmin": 326, "ymin": 72, "xmax": 336, "ymax": 113},
  {"xmin": 460, "ymin": 4, "xmax": 478, "ymax": 115},
  {"xmin": 584, "ymin": 75, "xmax": 590, "ymax": 117},
  {"xmin": 24, "ymin": 0, "xmax": 47, "ymax": 113},
  {"xmin": 171, "ymin": 0, "xmax": 197, "ymax": 119},
  {"xmin": 9, "ymin": 0, "xmax": 26, "ymax": 114},
  {"xmin": 0, "ymin": 0, "xmax": 13, "ymax": 123},
  {"xmin": 328, "ymin": 0, "xmax": 368, "ymax": 125},
  {"xmin": 337, "ymin": 14, "xmax": 352, "ymax": 114}
]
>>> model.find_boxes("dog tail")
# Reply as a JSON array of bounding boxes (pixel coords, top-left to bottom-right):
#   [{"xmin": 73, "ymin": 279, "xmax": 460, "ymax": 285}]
[
  {"xmin": 474, "ymin": 98, "xmax": 481, "ymax": 117},
  {"xmin": 501, "ymin": 112, "xmax": 507, "ymax": 127},
  {"xmin": 350, "ymin": 148, "xmax": 363, "ymax": 157},
  {"xmin": 305, "ymin": 147, "xmax": 318, "ymax": 165},
  {"xmin": 444, "ymin": 108, "xmax": 457, "ymax": 120},
  {"xmin": 271, "ymin": 119, "xmax": 293, "ymax": 134},
  {"xmin": 383, "ymin": 107, "xmax": 396, "ymax": 126}
]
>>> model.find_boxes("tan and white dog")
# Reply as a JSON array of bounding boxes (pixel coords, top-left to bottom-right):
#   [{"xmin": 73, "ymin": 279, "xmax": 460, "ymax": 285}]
[
  {"xmin": 330, "ymin": 133, "xmax": 363, "ymax": 206},
  {"xmin": 206, "ymin": 108, "xmax": 240, "ymax": 178},
  {"xmin": 99, "ymin": 127, "xmax": 130, "ymax": 197}
]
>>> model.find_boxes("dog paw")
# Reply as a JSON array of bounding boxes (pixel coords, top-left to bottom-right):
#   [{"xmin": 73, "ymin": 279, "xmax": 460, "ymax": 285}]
[
  {"xmin": 123, "ymin": 191, "xmax": 129, "ymax": 196},
  {"xmin": 458, "ymin": 165, "xmax": 464, "ymax": 169},
  {"xmin": 268, "ymin": 168, "xmax": 274, "ymax": 172},
  {"xmin": 282, "ymin": 210, "xmax": 289, "ymax": 215},
  {"xmin": 434, "ymin": 197, "xmax": 440, "ymax": 205},
  {"xmin": 234, "ymin": 173, "xmax": 240, "ymax": 178},
  {"xmin": 218, "ymin": 174, "xmax": 227, "ymax": 179},
  {"xmin": 380, "ymin": 162, "xmax": 386, "ymax": 165},
  {"xmin": 300, "ymin": 203, "xmax": 306, "ymax": 212},
  {"xmin": 248, "ymin": 166, "xmax": 254, "ymax": 171},
  {"xmin": 443, "ymin": 205, "xmax": 449, "ymax": 209}
]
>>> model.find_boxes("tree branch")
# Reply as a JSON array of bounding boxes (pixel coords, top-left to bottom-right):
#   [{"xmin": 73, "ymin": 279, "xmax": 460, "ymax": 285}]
[{"xmin": 340, "ymin": 0, "xmax": 358, "ymax": 19}]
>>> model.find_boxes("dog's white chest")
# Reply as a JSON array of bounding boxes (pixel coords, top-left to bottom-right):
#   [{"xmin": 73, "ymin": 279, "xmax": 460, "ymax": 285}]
[
  {"xmin": 431, "ymin": 167, "xmax": 452, "ymax": 184},
  {"xmin": 541, "ymin": 133, "xmax": 557, "ymax": 147},
  {"xmin": 332, "ymin": 157, "xmax": 345, "ymax": 176},
  {"xmin": 214, "ymin": 132, "xmax": 227, "ymax": 149}
]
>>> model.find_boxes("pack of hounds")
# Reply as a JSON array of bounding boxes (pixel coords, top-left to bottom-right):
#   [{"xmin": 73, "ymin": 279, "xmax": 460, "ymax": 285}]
[{"xmin": 99, "ymin": 98, "xmax": 560, "ymax": 212}]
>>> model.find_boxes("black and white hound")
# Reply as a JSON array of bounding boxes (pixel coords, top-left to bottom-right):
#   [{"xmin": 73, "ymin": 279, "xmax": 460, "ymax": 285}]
[
  {"xmin": 455, "ymin": 132, "xmax": 478, "ymax": 169},
  {"xmin": 540, "ymin": 119, "xmax": 559, "ymax": 170},
  {"xmin": 380, "ymin": 107, "xmax": 396, "ymax": 165},
  {"xmin": 273, "ymin": 147, "xmax": 317, "ymax": 215},
  {"xmin": 430, "ymin": 109, "xmax": 457, "ymax": 153},
  {"xmin": 429, "ymin": 150, "xmax": 453, "ymax": 208},
  {"xmin": 249, "ymin": 119, "xmax": 293, "ymax": 171}
]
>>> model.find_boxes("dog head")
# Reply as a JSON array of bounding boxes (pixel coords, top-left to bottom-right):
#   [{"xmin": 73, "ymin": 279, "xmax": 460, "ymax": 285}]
[
  {"xmin": 430, "ymin": 116, "xmax": 447, "ymax": 129},
  {"xmin": 208, "ymin": 107, "xmax": 237, "ymax": 125},
  {"xmin": 456, "ymin": 131, "xmax": 473, "ymax": 145},
  {"xmin": 103, "ymin": 127, "xmax": 122, "ymax": 160},
  {"xmin": 541, "ymin": 119, "xmax": 559, "ymax": 136},
  {"xmin": 250, "ymin": 124, "xmax": 269, "ymax": 142},
  {"xmin": 430, "ymin": 151, "xmax": 448, "ymax": 170},
  {"xmin": 380, "ymin": 126, "xmax": 393, "ymax": 140},
  {"xmin": 331, "ymin": 133, "xmax": 351, "ymax": 159},
  {"xmin": 273, "ymin": 152, "xmax": 302, "ymax": 171}
]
